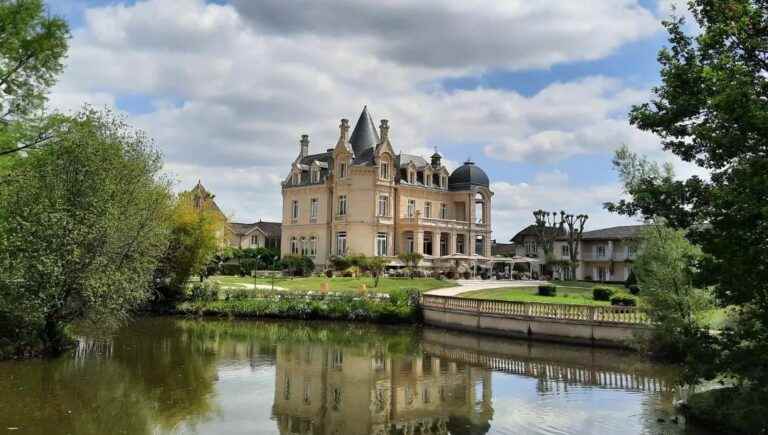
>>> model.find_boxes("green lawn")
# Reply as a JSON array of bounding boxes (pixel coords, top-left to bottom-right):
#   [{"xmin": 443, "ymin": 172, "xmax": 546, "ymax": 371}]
[
  {"xmin": 208, "ymin": 275, "xmax": 455, "ymax": 294},
  {"xmin": 459, "ymin": 286, "xmax": 612, "ymax": 306}
]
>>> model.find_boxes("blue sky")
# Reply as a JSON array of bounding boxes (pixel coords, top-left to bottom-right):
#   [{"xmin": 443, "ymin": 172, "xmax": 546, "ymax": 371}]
[{"xmin": 47, "ymin": 0, "xmax": 688, "ymax": 240}]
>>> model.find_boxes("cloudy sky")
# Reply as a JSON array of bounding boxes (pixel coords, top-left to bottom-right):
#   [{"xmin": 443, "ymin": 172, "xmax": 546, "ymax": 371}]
[{"xmin": 47, "ymin": 0, "xmax": 693, "ymax": 241}]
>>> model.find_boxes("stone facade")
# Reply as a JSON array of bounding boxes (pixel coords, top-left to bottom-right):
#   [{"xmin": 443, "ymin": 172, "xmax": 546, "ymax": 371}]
[{"xmin": 281, "ymin": 107, "xmax": 493, "ymax": 267}]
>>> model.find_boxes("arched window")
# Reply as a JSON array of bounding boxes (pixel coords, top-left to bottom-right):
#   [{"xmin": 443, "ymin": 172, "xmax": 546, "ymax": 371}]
[
  {"xmin": 475, "ymin": 193, "xmax": 485, "ymax": 224},
  {"xmin": 290, "ymin": 237, "xmax": 298, "ymax": 255}
]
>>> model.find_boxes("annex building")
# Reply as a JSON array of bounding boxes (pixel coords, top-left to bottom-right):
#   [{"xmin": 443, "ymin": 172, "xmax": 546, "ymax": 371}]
[{"xmin": 281, "ymin": 106, "xmax": 493, "ymax": 268}]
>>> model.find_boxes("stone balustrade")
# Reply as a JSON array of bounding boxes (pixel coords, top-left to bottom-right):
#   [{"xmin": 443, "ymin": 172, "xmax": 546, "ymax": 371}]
[{"xmin": 420, "ymin": 294, "xmax": 652, "ymax": 348}]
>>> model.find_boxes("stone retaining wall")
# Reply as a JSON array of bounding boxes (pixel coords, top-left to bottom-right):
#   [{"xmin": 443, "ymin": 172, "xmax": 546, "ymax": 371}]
[{"xmin": 421, "ymin": 294, "xmax": 651, "ymax": 348}]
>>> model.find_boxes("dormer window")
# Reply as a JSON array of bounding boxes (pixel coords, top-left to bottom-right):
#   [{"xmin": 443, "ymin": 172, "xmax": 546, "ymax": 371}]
[
  {"xmin": 408, "ymin": 170, "xmax": 415, "ymax": 184},
  {"xmin": 292, "ymin": 171, "xmax": 300, "ymax": 185},
  {"xmin": 440, "ymin": 175, "xmax": 447, "ymax": 189},
  {"xmin": 425, "ymin": 172, "xmax": 432, "ymax": 187},
  {"xmin": 380, "ymin": 162, "xmax": 389, "ymax": 180},
  {"xmin": 311, "ymin": 167, "xmax": 320, "ymax": 183},
  {"xmin": 339, "ymin": 162, "xmax": 348, "ymax": 178}
]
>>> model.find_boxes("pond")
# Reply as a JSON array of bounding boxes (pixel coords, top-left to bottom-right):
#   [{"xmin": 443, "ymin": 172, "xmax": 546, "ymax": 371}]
[{"xmin": 0, "ymin": 317, "xmax": 713, "ymax": 435}]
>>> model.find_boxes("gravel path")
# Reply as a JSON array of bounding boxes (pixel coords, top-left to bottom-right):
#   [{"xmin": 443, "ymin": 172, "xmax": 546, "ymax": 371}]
[{"xmin": 426, "ymin": 280, "xmax": 549, "ymax": 296}]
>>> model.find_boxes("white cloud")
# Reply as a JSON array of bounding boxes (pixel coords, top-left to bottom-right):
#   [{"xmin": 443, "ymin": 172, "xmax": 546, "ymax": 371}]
[
  {"xmin": 490, "ymin": 171, "xmax": 639, "ymax": 241},
  {"xmin": 48, "ymin": 0, "xmax": 671, "ymax": 235}
]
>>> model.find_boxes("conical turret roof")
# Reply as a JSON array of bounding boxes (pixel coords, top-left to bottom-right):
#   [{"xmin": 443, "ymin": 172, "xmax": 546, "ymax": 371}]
[{"xmin": 348, "ymin": 106, "xmax": 379, "ymax": 157}]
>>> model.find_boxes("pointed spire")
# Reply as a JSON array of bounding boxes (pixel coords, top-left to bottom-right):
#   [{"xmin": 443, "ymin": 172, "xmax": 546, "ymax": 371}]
[
  {"xmin": 348, "ymin": 105, "xmax": 379, "ymax": 156},
  {"xmin": 379, "ymin": 119, "xmax": 389, "ymax": 143}
]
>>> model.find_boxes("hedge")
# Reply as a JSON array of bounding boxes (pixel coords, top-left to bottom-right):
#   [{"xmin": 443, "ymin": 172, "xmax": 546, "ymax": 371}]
[
  {"xmin": 593, "ymin": 287, "xmax": 615, "ymax": 301},
  {"xmin": 537, "ymin": 285, "xmax": 557, "ymax": 297}
]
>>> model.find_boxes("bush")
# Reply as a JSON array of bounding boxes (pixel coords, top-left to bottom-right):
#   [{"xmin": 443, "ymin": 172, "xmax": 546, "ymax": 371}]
[
  {"xmin": 188, "ymin": 281, "xmax": 220, "ymax": 302},
  {"xmin": 224, "ymin": 289, "xmax": 250, "ymax": 301},
  {"xmin": 281, "ymin": 255, "xmax": 315, "ymax": 277},
  {"xmin": 628, "ymin": 284, "xmax": 640, "ymax": 295},
  {"xmin": 610, "ymin": 294, "xmax": 637, "ymax": 307},
  {"xmin": 220, "ymin": 262, "xmax": 242, "ymax": 276},
  {"xmin": 624, "ymin": 269, "xmax": 637, "ymax": 288},
  {"xmin": 593, "ymin": 287, "xmax": 615, "ymax": 301},
  {"xmin": 324, "ymin": 269, "xmax": 333, "ymax": 278},
  {"xmin": 537, "ymin": 285, "xmax": 557, "ymax": 297}
]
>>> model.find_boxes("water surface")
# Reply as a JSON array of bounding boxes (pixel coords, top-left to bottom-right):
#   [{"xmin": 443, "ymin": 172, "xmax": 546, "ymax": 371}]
[{"xmin": 0, "ymin": 317, "xmax": 710, "ymax": 434}]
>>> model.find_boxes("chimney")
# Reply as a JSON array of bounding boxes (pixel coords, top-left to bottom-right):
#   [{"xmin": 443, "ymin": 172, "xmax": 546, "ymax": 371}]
[
  {"xmin": 300, "ymin": 134, "xmax": 310, "ymax": 158},
  {"xmin": 379, "ymin": 119, "xmax": 389, "ymax": 142}
]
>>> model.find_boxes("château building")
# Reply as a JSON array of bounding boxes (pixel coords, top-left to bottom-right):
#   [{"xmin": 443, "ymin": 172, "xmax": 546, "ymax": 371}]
[{"xmin": 281, "ymin": 107, "xmax": 493, "ymax": 268}]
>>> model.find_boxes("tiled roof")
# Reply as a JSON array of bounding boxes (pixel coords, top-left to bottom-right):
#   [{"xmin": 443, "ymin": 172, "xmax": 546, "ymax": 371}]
[
  {"xmin": 510, "ymin": 224, "xmax": 566, "ymax": 242},
  {"xmin": 230, "ymin": 221, "xmax": 281, "ymax": 239},
  {"xmin": 580, "ymin": 225, "xmax": 649, "ymax": 240}
]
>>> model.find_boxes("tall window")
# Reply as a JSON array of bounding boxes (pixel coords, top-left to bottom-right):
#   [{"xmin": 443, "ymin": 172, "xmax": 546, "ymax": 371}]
[
  {"xmin": 440, "ymin": 203, "xmax": 448, "ymax": 219},
  {"xmin": 337, "ymin": 195, "xmax": 347, "ymax": 216},
  {"xmin": 292, "ymin": 171, "xmax": 299, "ymax": 185},
  {"xmin": 311, "ymin": 167, "xmax": 320, "ymax": 183},
  {"xmin": 380, "ymin": 162, "xmax": 389, "ymax": 180},
  {"xmin": 376, "ymin": 232, "xmax": 388, "ymax": 256},
  {"xmin": 300, "ymin": 237, "xmax": 308, "ymax": 256},
  {"xmin": 310, "ymin": 198, "xmax": 319, "ymax": 222},
  {"xmin": 596, "ymin": 245, "xmax": 606, "ymax": 258},
  {"xmin": 440, "ymin": 175, "xmax": 447, "ymax": 189},
  {"xmin": 250, "ymin": 235, "xmax": 259, "ymax": 246},
  {"xmin": 424, "ymin": 202, "xmax": 432, "ymax": 218},
  {"xmin": 475, "ymin": 235, "xmax": 484, "ymax": 256},
  {"xmin": 440, "ymin": 234, "xmax": 448, "ymax": 256},
  {"xmin": 456, "ymin": 234, "xmax": 465, "ymax": 254},
  {"xmin": 291, "ymin": 200, "xmax": 299, "ymax": 221},
  {"xmin": 336, "ymin": 232, "xmax": 347, "ymax": 255},
  {"xmin": 561, "ymin": 245, "xmax": 570, "ymax": 257},
  {"xmin": 309, "ymin": 236, "xmax": 317, "ymax": 257},
  {"xmin": 627, "ymin": 245, "xmax": 636, "ymax": 257},
  {"xmin": 525, "ymin": 240, "xmax": 537, "ymax": 255},
  {"xmin": 378, "ymin": 195, "xmax": 389, "ymax": 217},
  {"xmin": 407, "ymin": 199, "xmax": 416, "ymax": 217},
  {"xmin": 339, "ymin": 162, "xmax": 348, "ymax": 178},
  {"xmin": 425, "ymin": 172, "xmax": 432, "ymax": 187},
  {"xmin": 406, "ymin": 233, "xmax": 415, "ymax": 253},
  {"xmin": 424, "ymin": 232, "xmax": 433, "ymax": 255},
  {"xmin": 290, "ymin": 237, "xmax": 299, "ymax": 254},
  {"xmin": 408, "ymin": 170, "xmax": 415, "ymax": 184}
]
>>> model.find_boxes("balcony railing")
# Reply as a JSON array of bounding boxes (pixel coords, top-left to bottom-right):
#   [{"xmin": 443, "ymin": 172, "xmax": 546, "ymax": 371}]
[{"xmin": 400, "ymin": 216, "xmax": 471, "ymax": 230}]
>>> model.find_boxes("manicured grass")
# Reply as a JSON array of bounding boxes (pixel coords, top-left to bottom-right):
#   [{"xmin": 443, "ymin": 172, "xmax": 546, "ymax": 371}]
[
  {"xmin": 208, "ymin": 275, "xmax": 455, "ymax": 294},
  {"xmin": 459, "ymin": 286, "xmax": 611, "ymax": 306}
]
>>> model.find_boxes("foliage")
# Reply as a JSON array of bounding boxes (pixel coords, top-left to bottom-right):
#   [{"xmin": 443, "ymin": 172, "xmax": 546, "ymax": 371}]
[
  {"xmin": 0, "ymin": 109, "xmax": 172, "ymax": 357},
  {"xmin": 634, "ymin": 224, "xmax": 714, "ymax": 370},
  {"xmin": 593, "ymin": 287, "xmax": 616, "ymax": 301},
  {"xmin": 0, "ymin": 0, "xmax": 69, "ymax": 128},
  {"xmin": 603, "ymin": 0, "xmax": 768, "ymax": 402},
  {"xmin": 624, "ymin": 269, "xmax": 637, "ymax": 288},
  {"xmin": 280, "ymin": 255, "xmax": 314, "ymax": 277},
  {"xmin": 628, "ymin": 284, "xmax": 641, "ymax": 295},
  {"xmin": 537, "ymin": 285, "xmax": 556, "ymax": 297},
  {"xmin": 363, "ymin": 256, "xmax": 388, "ymax": 287},
  {"xmin": 685, "ymin": 387, "xmax": 768, "ymax": 434},
  {"xmin": 328, "ymin": 255, "xmax": 351, "ymax": 271},
  {"xmin": 397, "ymin": 252, "xmax": 423, "ymax": 278},
  {"xmin": 219, "ymin": 262, "xmax": 243, "ymax": 276},
  {"xmin": 187, "ymin": 281, "xmax": 220, "ymax": 303},
  {"xmin": 154, "ymin": 191, "xmax": 225, "ymax": 301},
  {"xmin": 609, "ymin": 294, "xmax": 637, "ymax": 307},
  {"xmin": 176, "ymin": 291, "xmax": 421, "ymax": 323}
]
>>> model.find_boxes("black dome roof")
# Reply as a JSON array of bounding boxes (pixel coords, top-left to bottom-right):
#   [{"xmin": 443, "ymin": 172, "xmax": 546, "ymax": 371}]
[{"xmin": 448, "ymin": 160, "xmax": 489, "ymax": 191}]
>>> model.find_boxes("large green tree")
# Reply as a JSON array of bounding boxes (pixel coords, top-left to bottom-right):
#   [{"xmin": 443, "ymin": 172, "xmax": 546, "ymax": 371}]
[
  {"xmin": 0, "ymin": 109, "xmax": 172, "ymax": 356},
  {"xmin": 606, "ymin": 0, "xmax": 768, "ymax": 403},
  {"xmin": 0, "ymin": 0, "xmax": 69, "ymax": 157}
]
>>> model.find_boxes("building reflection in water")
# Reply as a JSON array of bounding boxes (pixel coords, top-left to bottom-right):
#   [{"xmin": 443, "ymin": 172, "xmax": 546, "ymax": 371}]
[{"xmin": 272, "ymin": 343, "xmax": 493, "ymax": 435}]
